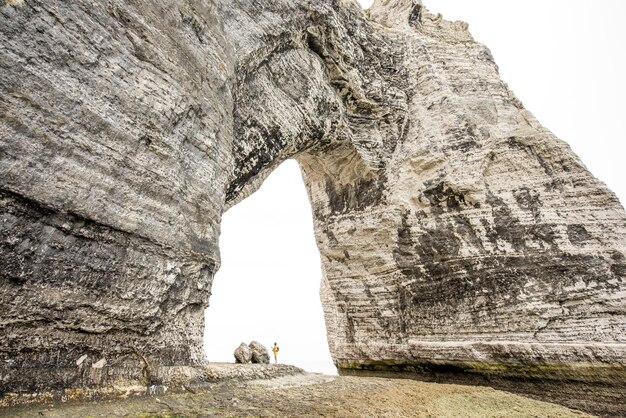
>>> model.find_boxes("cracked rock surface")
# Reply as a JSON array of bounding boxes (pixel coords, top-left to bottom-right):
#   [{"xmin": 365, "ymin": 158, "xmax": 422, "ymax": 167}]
[
  {"xmin": 233, "ymin": 343, "xmax": 252, "ymax": 364},
  {"xmin": 0, "ymin": 0, "xmax": 625, "ymax": 414}
]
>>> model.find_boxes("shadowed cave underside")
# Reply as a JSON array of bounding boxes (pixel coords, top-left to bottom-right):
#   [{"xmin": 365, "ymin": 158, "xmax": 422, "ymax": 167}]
[{"xmin": 0, "ymin": 0, "xmax": 625, "ymax": 415}]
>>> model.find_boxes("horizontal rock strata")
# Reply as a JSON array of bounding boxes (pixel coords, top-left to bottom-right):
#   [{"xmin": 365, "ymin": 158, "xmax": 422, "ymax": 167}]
[{"xmin": 1, "ymin": 0, "xmax": 624, "ymax": 413}]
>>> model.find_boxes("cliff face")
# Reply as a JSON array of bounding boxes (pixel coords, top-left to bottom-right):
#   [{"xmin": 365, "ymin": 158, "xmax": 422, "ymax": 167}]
[
  {"xmin": 1, "ymin": 0, "xmax": 624, "ymax": 407},
  {"xmin": 1, "ymin": 0, "xmax": 234, "ymax": 394}
]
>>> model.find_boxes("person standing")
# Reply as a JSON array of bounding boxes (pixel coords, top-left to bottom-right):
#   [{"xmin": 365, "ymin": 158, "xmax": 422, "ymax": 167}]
[{"xmin": 272, "ymin": 342, "xmax": 279, "ymax": 364}]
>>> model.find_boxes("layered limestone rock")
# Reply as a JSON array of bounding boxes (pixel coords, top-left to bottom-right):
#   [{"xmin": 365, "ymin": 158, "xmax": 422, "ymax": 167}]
[
  {"xmin": 1, "ymin": 0, "xmax": 625, "ymax": 411},
  {"xmin": 1, "ymin": 0, "xmax": 234, "ymax": 397}
]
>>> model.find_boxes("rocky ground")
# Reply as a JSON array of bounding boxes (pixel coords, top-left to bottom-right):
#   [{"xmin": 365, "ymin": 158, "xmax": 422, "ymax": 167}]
[{"xmin": 1, "ymin": 364, "xmax": 591, "ymax": 417}]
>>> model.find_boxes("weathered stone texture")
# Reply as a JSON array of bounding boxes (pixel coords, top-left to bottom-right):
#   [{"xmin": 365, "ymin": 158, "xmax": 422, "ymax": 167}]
[
  {"xmin": 0, "ymin": 0, "xmax": 232, "ymax": 394},
  {"xmin": 234, "ymin": 343, "xmax": 252, "ymax": 364},
  {"xmin": 249, "ymin": 341, "xmax": 271, "ymax": 364},
  {"xmin": 1, "ymin": 0, "xmax": 625, "ymax": 411}
]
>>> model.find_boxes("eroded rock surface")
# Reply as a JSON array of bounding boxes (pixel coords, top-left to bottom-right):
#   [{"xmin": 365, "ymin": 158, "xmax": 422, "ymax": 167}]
[
  {"xmin": 249, "ymin": 341, "xmax": 270, "ymax": 365},
  {"xmin": 1, "ymin": 0, "xmax": 625, "ymax": 413},
  {"xmin": 234, "ymin": 343, "xmax": 252, "ymax": 364}
]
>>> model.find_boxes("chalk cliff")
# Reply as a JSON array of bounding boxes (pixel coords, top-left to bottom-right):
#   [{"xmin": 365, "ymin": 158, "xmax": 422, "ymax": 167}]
[{"xmin": 1, "ymin": 0, "xmax": 624, "ymax": 411}]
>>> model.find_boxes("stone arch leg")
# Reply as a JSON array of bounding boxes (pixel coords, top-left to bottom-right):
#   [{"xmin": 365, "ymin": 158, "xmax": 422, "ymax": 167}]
[{"xmin": 0, "ymin": 0, "xmax": 232, "ymax": 401}]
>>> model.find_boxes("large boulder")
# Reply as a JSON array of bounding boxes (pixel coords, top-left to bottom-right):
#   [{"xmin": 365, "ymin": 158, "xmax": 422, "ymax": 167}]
[
  {"xmin": 234, "ymin": 343, "xmax": 252, "ymax": 364},
  {"xmin": 249, "ymin": 341, "xmax": 270, "ymax": 364}
]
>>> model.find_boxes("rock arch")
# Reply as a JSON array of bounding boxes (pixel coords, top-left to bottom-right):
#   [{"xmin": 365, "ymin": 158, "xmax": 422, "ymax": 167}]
[{"xmin": 0, "ymin": 0, "xmax": 624, "ymax": 409}]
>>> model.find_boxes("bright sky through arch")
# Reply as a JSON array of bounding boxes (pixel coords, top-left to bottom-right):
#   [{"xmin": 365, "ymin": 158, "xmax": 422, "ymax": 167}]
[{"xmin": 204, "ymin": 160, "xmax": 335, "ymax": 374}]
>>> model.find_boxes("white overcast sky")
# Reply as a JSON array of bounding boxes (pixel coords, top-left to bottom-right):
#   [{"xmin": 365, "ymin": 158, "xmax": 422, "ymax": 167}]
[{"xmin": 204, "ymin": 0, "xmax": 626, "ymax": 375}]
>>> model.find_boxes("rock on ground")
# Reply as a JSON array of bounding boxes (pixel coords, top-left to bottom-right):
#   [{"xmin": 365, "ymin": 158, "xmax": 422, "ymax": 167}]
[
  {"xmin": 249, "ymin": 341, "xmax": 270, "ymax": 364},
  {"xmin": 2, "ymin": 372, "xmax": 592, "ymax": 418},
  {"xmin": 233, "ymin": 343, "xmax": 252, "ymax": 364}
]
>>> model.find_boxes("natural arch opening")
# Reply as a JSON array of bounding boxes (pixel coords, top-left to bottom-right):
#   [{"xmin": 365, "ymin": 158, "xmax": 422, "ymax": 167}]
[{"xmin": 204, "ymin": 160, "xmax": 336, "ymax": 374}]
